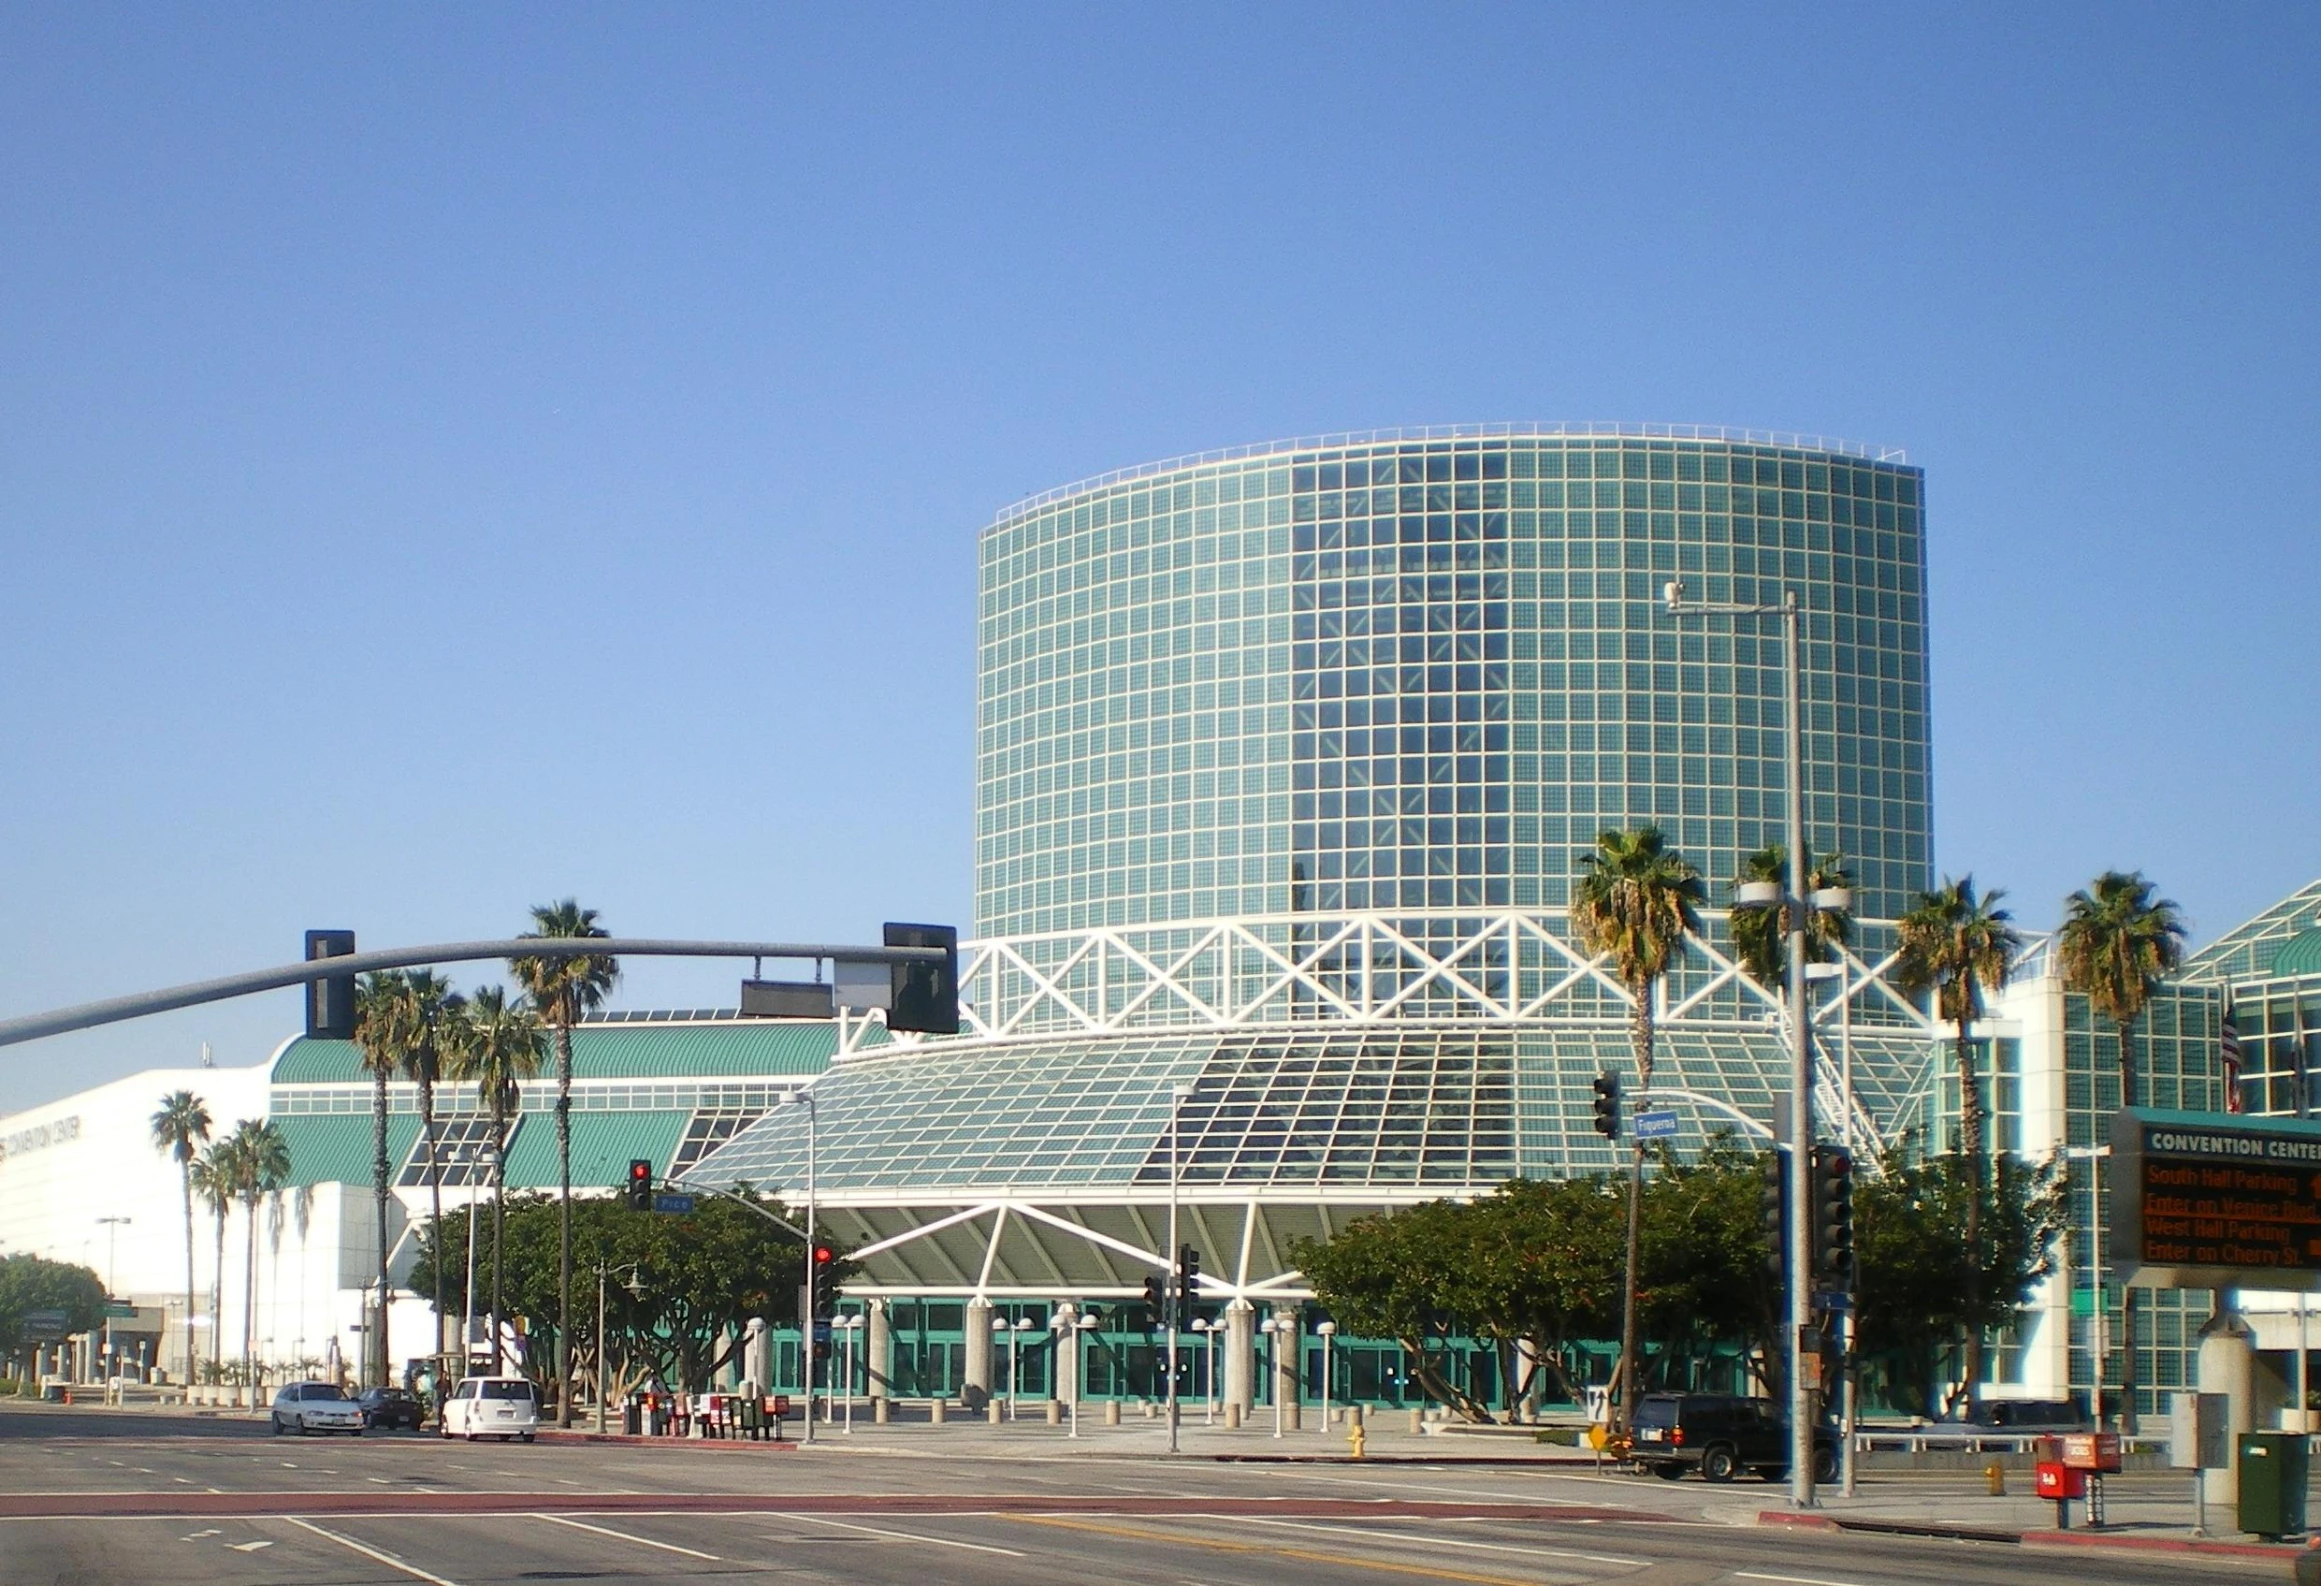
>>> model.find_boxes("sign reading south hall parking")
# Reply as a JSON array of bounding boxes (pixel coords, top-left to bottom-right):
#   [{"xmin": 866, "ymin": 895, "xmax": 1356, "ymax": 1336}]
[{"xmin": 2110, "ymin": 1108, "xmax": 2321, "ymax": 1291}]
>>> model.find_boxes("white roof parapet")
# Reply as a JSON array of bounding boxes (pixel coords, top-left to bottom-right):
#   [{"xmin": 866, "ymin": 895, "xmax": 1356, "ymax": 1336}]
[{"xmin": 991, "ymin": 422, "xmax": 1911, "ymax": 526}]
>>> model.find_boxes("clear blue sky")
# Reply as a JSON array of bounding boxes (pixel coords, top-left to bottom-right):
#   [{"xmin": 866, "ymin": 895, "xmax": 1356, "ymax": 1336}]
[{"xmin": 3, "ymin": 4, "xmax": 2315, "ymax": 1115}]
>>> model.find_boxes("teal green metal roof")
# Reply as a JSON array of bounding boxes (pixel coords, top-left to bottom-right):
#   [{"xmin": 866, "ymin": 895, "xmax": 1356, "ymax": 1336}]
[
  {"xmin": 274, "ymin": 1114, "xmax": 423, "ymax": 1189},
  {"xmin": 2271, "ymin": 929, "xmax": 2321, "ymax": 979},
  {"xmin": 270, "ymin": 1019, "xmax": 855, "ymax": 1084},
  {"xmin": 505, "ymin": 1110, "xmax": 691, "ymax": 1191}
]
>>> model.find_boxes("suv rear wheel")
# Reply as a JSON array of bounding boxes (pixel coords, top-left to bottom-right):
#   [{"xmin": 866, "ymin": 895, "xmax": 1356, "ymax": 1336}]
[
  {"xmin": 1700, "ymin": 1445, "xmax": 1740, "ymax": 1483},
  {"xmin": 1812, "ymin": 1444, "xmax": 1840, "ymax": 1484}
]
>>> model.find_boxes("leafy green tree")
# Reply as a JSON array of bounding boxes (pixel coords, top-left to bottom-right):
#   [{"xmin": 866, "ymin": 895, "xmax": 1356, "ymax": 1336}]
[
  {"xmin": 0, "ymin": 1254, "xmax": 106, "ymax": 1361},
  {"xmin": 149, "ymin": 1090, "xmax": 213, "ymax": 1385},
  {"xmin": 409, "ymin": 1187, "xmax": 815, "ymax": 1395},
  {"xmin": 2058, "ymin": 870, "xmax": 2188, "ymax": 1112},
  {"xmin": 1895, "ymin": 875, "xmax": 2021, "ymax": 1408},
  {"xmin": 1729, "ymin": 846, "xmax": 1853, "ymax": 988},
  {"xmin": 510, "ymin": 902, "xmax": 619, "ymax": 1426},
  {"xmin": 443, "ymin": 984, "xmax": 546, "ymax": 1371},
  {"xmin": 1636, "ymin": 1138, "xmax": 1783, "ymax": 1394},
  {"xmin": 1570, "ymin": 824, "xmax": 1704, "ymax": 1433},
  {"xmin": 1853, "ymin": 1136, "xmax": 2068, "ymax": 1417}
]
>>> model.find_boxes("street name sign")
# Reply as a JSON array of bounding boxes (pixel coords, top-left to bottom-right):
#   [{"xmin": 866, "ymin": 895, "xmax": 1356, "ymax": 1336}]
[
  {"xmin": 1634, "ymin": 1109, "xmax": 1680, "ymax": 1140},
  {"xmin": 2110, "ymin": 1108, "xmax": 2321, "ymax": 1290},
  {"xmin": 102, "ymin": 1301, "xmax": 135, "ymax": 1319},
  {"xmin": 652, "ymin": 1193, "xmax": 697, "ymax": 1215}
]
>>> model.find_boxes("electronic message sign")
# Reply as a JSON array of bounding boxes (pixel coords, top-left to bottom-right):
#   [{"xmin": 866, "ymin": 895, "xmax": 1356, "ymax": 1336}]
[{"xmin": 2109, "ymin": 1108, "xmax": 2321, "ymax": 1291}]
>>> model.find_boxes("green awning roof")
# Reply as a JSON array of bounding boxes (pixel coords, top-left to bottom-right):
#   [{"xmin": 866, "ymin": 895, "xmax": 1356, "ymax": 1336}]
[
  {"xmin": 273, "ymin": 1114, "xmax": 423, "ymax": 1189},
  {"xmin": 504, "ymin": 1110, "xmax": 691, "ymax": 1192}
]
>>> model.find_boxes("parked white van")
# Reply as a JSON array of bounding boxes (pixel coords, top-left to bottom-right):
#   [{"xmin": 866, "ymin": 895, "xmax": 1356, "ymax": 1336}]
[{"xmin": 440, "ymin": 1376, "xmax": 540, "ymax": 1442}]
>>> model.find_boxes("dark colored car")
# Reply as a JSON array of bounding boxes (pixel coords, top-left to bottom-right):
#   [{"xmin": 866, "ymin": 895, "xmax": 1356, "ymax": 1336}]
[
  {"xmin": 1631, "ymin": 1392, "xmax": 1839, "ymax": 1484},
  {"xmin": 355, "ymin": 1387, "xmax": 426, "ymax": 1431}
]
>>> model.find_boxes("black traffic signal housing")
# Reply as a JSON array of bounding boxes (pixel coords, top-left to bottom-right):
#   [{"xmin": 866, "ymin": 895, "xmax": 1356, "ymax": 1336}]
[
  {"xmin": 808, "ymin": 1242, "xmax": 839, "ymax": 1321},
  {"xmin": 625, "ymin": 1159, "xmax": 653, "ymax": 1211},
  {"xmin": 1759, "ymin": 1151, "xmax": 1789, "ymax": 1282},
  {"xmin": 305, "ymin": 930, "xmax": 357, "ymax": 1040},
  {"xmin": 1177, "ymin": 1245, "xmax": 1201, "ymax": 1318},
  {"xmin": 883, "ymin": 922, "xmax": 961, "ymax": 1035},
  {"xmin": 1591, "ymin": 1070, "xmax": 1621, "ymax": 1139},
  {"xmin": 1813, "ymin": 1144, "xmax": 1856, "ymax": 1288},
  {"xmin": 1142, "ymin": 1271, "xmax": 1169, "ymax": 1326}
]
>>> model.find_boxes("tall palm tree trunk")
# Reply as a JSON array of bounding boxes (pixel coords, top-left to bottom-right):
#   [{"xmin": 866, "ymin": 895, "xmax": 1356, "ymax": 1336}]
[
  {"xmin": 421, "ymin": 1079, "xmax": 444, "ymax": 1361},
  {"xmin": 242, "ymin": 1197, "xmax": 259, "ymax": 1389},
  {"xmin": 1618, "ymin": 986, "xmax": 1653, "ymax": 1433},
  {"xmin": 372, "ymin": 1063, "xmax": 391, "ymax": 1389},
  {"xmin": 210, "ymin": 1204, "xmax": 226, "ymax": 1379},
  {"xmin": 556, "ymin": 1015, "xmax": 574, "ymax": 1426},
  {"xmin": 180, "ymin": 1169, "xmax": 198, "ymax": 1386},
  {"xmin": 491, "ymin": 1096, "xmax": 509, "ymax": 1375},
  {"xmin": 1957, "ymin": 1022, "xmax": 1984, "ymax": 1411}
]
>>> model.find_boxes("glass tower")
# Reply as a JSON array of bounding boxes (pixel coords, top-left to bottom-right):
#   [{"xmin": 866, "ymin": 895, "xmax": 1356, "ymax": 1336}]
[{"xmin": 977, "ymin": 426, "xmax": 1931, "ymax": 939}]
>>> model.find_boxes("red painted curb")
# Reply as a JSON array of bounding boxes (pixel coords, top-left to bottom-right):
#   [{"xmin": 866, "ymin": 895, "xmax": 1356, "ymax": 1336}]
[
  {"xmin": 1756, "ymin": 1511, "xmax": 1842, "ymax": 1531},
  {"xmin": 2024, "ymin": 1529, "xmax": 2299, "ymax": 1562},
  {"xmin": 534, "ymin": 1431, "xmax": 796, "ymax": 1450}
]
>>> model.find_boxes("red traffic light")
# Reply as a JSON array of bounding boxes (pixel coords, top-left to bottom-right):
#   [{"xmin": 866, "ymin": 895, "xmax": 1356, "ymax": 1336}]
[
  {"xmin": 812, "ymin": 1244, "xmax": 835, "ymax": 1265},
  {"xmin": 628, "ymin": 1160, "xmax": 650, "ymax": 1183}
]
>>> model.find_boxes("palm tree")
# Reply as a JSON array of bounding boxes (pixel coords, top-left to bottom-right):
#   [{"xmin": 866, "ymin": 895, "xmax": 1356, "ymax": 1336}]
[
  {"xmin": 188, "ymin": 1141, "xmax": 234, "ymax": 1381},
  {"xmin": 1729, "ymin": 845, "xmax": 1854, "ymax": 988},
  {"xmin": 1570, "ymin": 824, "xmax": 1704, "ymax": 1434},
  {"xmin": 2058, "ymin": 871, "xmax": 2188, "ymax": 1112},
  {"xmin": 393, "ymin": 970, "xmax": 461, "ymax": 1360},
  {"xmin": 443, "ymin": 985, "xmax": 546, "ymax": 1372},
  {"xmin": 224, "ymin": 1118, "xmax": 292, "ymax": 1389},
  {"xmin": 353, "ymin": 970, "xmax": 418, "ymax": 1387},
  {"xmin": 511, "ymin": 901, "xmax": 618, "ymax": 1425},
  {"xmin": 1895, "ymin": 875, "xmax": 2022, "ymax": 1413},
  {"xmin": 149, "ymin": 1091, "xmax": 213, "ymax": 1386},
  {"xmin": 2057, "ymin": 869, "xmax": 2187, "ymax": 1434}
]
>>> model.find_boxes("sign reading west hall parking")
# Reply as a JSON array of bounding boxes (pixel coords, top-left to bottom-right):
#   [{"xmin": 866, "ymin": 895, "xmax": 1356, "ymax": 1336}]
[{"xmin": 2110, "ymin": 1108, "xmax": 2321, "ymax": 1291}]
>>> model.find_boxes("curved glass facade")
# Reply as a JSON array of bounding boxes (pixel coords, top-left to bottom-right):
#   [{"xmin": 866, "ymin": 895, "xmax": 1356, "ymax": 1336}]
[{"xmin": 977, "ymin": 426, "xmax": 1932, "ymax": 939}]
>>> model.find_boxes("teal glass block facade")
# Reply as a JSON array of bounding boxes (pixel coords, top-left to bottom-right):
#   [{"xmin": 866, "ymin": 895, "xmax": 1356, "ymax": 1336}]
[{"xmin": 977, "ymin": 427, "xmax": 1931, "ymax": 940}]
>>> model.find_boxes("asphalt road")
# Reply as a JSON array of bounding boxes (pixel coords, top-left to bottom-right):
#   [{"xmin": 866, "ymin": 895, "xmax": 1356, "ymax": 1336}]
[{"xmin": 0, "ymin": 1406, "xmax": 2282, "ymax": 1586}]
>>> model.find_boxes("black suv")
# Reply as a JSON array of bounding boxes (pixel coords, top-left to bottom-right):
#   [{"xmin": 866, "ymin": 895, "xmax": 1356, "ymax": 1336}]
[
  {"xmin": 1631, "ymin": 1393, "xmax": 1838, "ymax": 1483},
  {"xmin": 354, "ymin": 1387, "xmax": 426, "ymax": 1431}
]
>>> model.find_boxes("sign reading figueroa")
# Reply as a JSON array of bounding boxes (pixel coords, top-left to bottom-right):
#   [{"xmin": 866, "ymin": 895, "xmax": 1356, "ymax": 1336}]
[
  {"xmin": 2110, "ymin": 1108, "xmax": 2321, "ymax": 1291},
  {"xmin": 0, "ymin": 1114, "xmax": 81, "ymax": 1165}
]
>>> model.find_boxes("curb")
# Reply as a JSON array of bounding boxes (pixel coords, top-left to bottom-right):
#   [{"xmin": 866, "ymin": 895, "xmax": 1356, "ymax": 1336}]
[
  {"xmin": 535, "ymin": 1430, "xmax": 795, "ymax": 1450},
  {"xmin": 1758, "ymin": 1508, "xmax": 2305, "ymax": 1560}
]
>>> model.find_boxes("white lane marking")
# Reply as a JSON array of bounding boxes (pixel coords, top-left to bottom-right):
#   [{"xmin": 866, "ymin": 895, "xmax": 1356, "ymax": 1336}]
[
  {"xmin": 1227, "ymin": 1515, "xmax": 1649, "ymax": 1567},
  {"xmin": 1737, "ymin": 1573, "xmax": 1871, "ymax": 1586},
  {"xmin": 771, "ymin": 1512, "xmax": 1026, "ymax": 1557},
  {"xmin": 226, "ymin": 1540, "xmax": 274, "ymax": 1552},
  {"xmin": 531, "ymin": 1514, "xmax": 720, "ymax": 1560},
  {"xmin": 283, "ymin": 1517, "xmax": 467, "ymax": 1586},
  {"xmin": 180, "ymin": 1529, "xmax": 220, "ymax": 1541}
]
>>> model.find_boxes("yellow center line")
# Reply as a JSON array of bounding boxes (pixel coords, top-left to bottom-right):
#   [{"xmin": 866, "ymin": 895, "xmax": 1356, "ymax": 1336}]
[{"xmin": 1006, "ymin": 1514, "xmax": 1557, "ymax": 1586}]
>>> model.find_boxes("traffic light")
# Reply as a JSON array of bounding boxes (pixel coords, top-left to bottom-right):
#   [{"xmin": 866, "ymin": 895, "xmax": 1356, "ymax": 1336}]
[
  {"xmin": 1759, "ymin": 1152, "xmax": 1789, "ymax": 1281},
  {"xmin": 808, "ymin": 1242, "xmax": 839, "ymax": 1320},
  {"xmin": 1142, "ymin": 1271, "xmax": 1168, "ymax": 1324},
  {"xmin": 305, "ymin": 930, "xmax": 356, "ymax": 1040},
  {"xmin": 1591, "ymin": 1070, "xmax": 1621, "ymax": 1139},
  {"xmin": 883, "ymin": 922, "xmax": 961, "ymax": 1035},
  {"xmin": 625, "ymin": 1159, "xmax": 653, "ymax": 1211},
  {"xmin": 1177, "ymin": 1245, "xmax": 1201, "ymax": 1318},
  {"xmin": 1813, "ymin": 1144, "xmax": 1856, "ymax": 1288}
]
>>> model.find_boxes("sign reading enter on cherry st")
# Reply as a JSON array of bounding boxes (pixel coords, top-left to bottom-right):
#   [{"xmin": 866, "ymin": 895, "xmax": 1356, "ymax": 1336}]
[{"xmin": 2109, "ymin": 1108, "xmax": 2321, "ymax": 1291}]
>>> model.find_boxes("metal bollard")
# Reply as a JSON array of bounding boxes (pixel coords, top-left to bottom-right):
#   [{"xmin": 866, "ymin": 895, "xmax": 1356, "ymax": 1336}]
[
  {"xmin": 1408, "ymin": 1407, "xmax": 1424, "ymax": 1435},
  {"xmin": 1105, "ymin": 1400, "xmax": 1121, "ymax": 1426},
  {"xmin": 930, "ymin": 1396, "xmax": 946, "ymax": 1424},
  {"xmin": 1985, "ymin": 1459, "xmax": 2006, "ymax": 1497}
]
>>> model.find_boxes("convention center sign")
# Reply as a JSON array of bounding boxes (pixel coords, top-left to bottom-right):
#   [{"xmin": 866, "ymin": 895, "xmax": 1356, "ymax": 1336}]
[{"xmin": 2110, "ymin": 1108, "xmax": 2321, "ymax": 1291}]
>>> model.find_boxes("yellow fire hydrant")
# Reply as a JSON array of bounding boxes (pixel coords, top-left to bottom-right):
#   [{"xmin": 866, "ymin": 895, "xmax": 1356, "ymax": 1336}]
[
  {"xmin": 1349, "ymin": 1420, "xmax": 1367, "ymax": 1459},
  {"xmin": 1984, "ymin": 1458, "xmax": 2006, "ymax": 1497}
]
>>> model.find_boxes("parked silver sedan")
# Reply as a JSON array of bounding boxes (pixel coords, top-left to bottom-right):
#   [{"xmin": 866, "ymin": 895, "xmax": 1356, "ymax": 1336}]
[{"xmin": 270, "ymin": 1381, "xmax": 367, "ymax": 1436}]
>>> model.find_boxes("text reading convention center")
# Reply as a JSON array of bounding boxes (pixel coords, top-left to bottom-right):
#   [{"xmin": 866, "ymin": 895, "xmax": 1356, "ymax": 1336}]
[{"xmin": 2, "ymin": 424, "xmax": 2305, "ymax": 1427}]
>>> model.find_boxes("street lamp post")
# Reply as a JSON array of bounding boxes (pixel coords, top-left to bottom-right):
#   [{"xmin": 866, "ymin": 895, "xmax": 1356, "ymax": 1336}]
[
  {"xmin": 836, "ymin": 1314, "xmax": 863, "ymax": 1433},
  {"xmin": 594, "ymin": 1260, "xmax": 643, "ymax": 1436},
  {"xmin": 1065, "ymin": 1312, "xmax": 1096, "ymax": 1436},
  {"xmin": 1165, "ymin": 1080, "xmax": 1192, "ymax": 1455},
  {"xmin": 781, "ymin": 1088, "xmax": 819, "ymax": 1445},
  {"xmin": 1316, "ymin": 1320, "xmax": 1337, "ymax": 1436},
  {"xmin": 1665, "ymin": 578, "xmax": 1822, "ymax": 1508},
  {"xmin": 97, "ymin": 1216, "xmax": 130, "ymax": 1379}
]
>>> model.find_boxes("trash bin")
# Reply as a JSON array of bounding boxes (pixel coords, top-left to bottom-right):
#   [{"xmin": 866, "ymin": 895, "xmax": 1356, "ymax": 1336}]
[
  {"xmin": 2237, "ymin": 1431, "xmax": 2309, "ymax": 1540},
  {"xmin": 622, "ymin": 1396, "xmax": 643, "ymax": 1436}
]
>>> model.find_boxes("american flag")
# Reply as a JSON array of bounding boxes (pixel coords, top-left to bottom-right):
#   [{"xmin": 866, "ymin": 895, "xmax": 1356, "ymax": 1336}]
[{"xmin": 2221, "ymin": 1008, "xmax": 2245, "ymax": 1113}]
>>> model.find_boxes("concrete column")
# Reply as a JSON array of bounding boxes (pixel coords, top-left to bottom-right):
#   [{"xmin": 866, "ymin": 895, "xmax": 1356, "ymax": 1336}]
[
  {"xmin": 742, "ymin": 1318, "xmax": 770, "ymax": 1394},
  {"xmin": 1052, "ymin": 1303, "xmax": 1078, "ymax": 1410},
  {"xmin": 1223, "ymin": 1299, "xmax": 1255, "ymax": 1420},
  {"xmin": 1273, "ymin": 1305, "xmax": 1302, "ymax": 1432},
  {"xmin": 867, "ymin": 1300, "xmax": 891, "ymax": 1402},
  {"xmin": 1517, "ymin": 1339, "xmax": 1543, "ymax": 1421},
  {"xmin": 2199, "ymin": 1302, "xmax": 2257, "ymax": 1507},
  {"xmin": 963, "ymin": 1297, "xmax": 993, "ymax": 1408}
]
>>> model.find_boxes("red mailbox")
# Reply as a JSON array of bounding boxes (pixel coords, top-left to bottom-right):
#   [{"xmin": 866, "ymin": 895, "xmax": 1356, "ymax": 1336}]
[
  {"xmin": 2035, "ymin": 1460, "xmax": 2087, "ymax": 1499},
  {"xmin": 2062, "ymin": 1432, "xmax": 2122, "ymax": 1472}
]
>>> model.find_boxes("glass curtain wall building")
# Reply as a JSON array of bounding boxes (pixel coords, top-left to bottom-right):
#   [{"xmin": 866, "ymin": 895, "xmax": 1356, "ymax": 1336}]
[{"xmin": 976, "ymin": 424, "xmax": 1930, "ymax": 939}]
